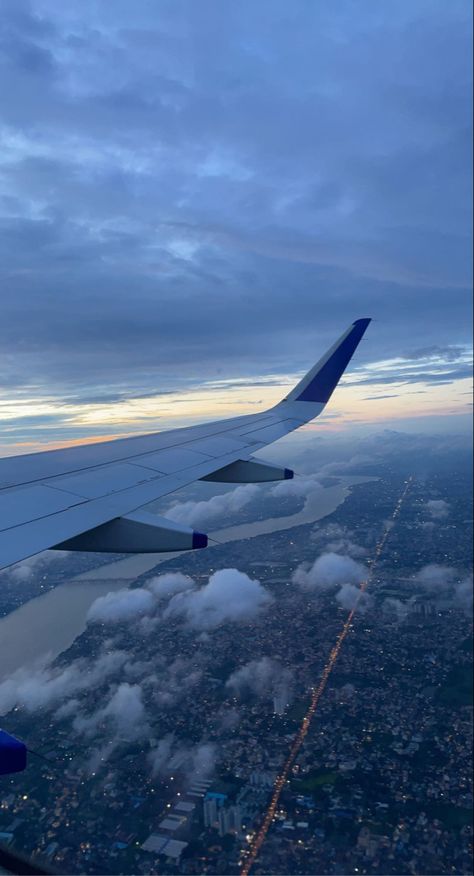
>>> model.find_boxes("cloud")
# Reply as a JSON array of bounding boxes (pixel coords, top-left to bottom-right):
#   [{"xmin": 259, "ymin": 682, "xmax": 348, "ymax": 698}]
[
  {"xmin": 0, "ymin": 550, "xmax": 69, "ymax": 582},
  {"xmin": 0, "ymin": 0, "xmax": 471, "ymax": 448},
  {"xmin": 146, "ymin": 572, "xmax": 195, "ymax": 599},
  {"xmin": 414, "ymin": 564, "xmax": 473, "ymax": 612},
  {"xmin": 226, "ymin": 656, "xmax": 292, "ymax": 699},
  {"xmin": 292, "ymin": 552, "xmax": 367, "ymax": 592},
  {"xmin": 165, "ymin": 484, "xmax": 260, "ymax": 528},
  {"xmin": 415, "ymin": 563, "xmax": 456, "ymax": 591},
  {"xmin": 345, "ymin": 361, "xmax": 473, "ymax": 388},
  {"xmin": 73, "ymin": 682, "xmax": 147, "ymax": 741},
  {"xmin": 189, "ymin": 742, "xmax": 216, "ymax": 782},
  {"xmin": 71, "ymin": 682, "xmax": 149, "ymax": 771},
  {"xmin": 148, "ymin": 736, "xmax": 216, "ymax": 782},
  {"xmin": 163, "ymin": 568, "xmax": 272, "ymax": 629},
  {"xmin": 382, "ymin": 597, "xmax": 413, "ymax": 622},
  {"xmin": 87, "ymin": 587, "xmax": 155, "ymax": 623},
  {"xmin": 311, "ymin": 522, "xmax": 367, "ymax": 558},
  {"xmin": 151, "ymin": 656, "xmax": 204, "ymax": 709},
  {"xmin": 363, "ymin": 394, "xmax": 400, "ymax": 400},
  {"xmin": 336, "ymin": 582, "xmax": 372, "ymax": 613},
  {"xmin": 0, "ymin": 649, "xmax": 128, "ymax": 716},
  {"xmin": 455, "ymin": 574, "xmax": 473, "ymax": 611},
  {"xmin": 84, "ymin": 566, "xmax": 272, "ymax": 634},
  {"xmin": 425, "ymin": 499, "xmax": 450, "ymax": 519},
  {"xmin": 271, "ymin": 474, "xmax": 346, "ymax": 518},
  {"xmin": 271, "ymin": 475, "xmax": 322, "ymax": 499},
  {"xmin": 148, "ymin": 734, "xmax": 175, "ymax": 777},
  {"xmin": 407, "ymin": 345, "xmax": 469, "ymax": 362},
  {"xmin": 316, "ymin": 456, "xmax": 373, "ymax": 476}
]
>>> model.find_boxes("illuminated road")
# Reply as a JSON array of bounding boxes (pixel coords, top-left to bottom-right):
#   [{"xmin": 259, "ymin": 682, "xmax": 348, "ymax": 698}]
[{"xmin": 240, "ymin": 477, "xmax": 414, "ymax": 876}]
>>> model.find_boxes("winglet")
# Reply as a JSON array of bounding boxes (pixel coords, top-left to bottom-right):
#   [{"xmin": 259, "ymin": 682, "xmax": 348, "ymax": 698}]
[{"xmin": 285, "ymin": 318, "xmax": 371, "ymax": 405}]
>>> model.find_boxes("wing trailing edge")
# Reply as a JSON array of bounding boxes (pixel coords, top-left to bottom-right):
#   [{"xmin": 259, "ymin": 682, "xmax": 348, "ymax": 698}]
[{"xmin": 0, "ymin": 319, "xmax": 371, "ymax": 569}]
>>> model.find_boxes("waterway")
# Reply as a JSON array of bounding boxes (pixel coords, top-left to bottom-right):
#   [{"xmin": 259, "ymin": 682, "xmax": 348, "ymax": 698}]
[{"xmin": 0, "ymin": 475, "xmax": 373, "ymax": 681}]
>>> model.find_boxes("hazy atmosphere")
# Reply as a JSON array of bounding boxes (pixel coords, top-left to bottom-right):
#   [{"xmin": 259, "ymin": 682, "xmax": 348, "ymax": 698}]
[
  {"xmin": 0, "ymin": 5, "xmax": 472, "ymax": 876},
  {"xmin": 0, "ymin": 0, "xmax": 472, "ymax": 453}
]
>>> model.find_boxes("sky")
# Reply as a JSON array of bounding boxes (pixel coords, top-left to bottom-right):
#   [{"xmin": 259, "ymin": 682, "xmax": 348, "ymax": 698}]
[{"xmin": 0, "ymin": 0, "xmax": 472, "ymax": 456}]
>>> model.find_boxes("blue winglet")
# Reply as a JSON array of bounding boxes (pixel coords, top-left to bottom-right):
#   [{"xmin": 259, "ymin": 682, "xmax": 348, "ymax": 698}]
[
  {"xmin": 292, "ymin": 318, "xmax": 371, "ymax": 404},
  {"xmin": 0, "ymin": 729, "xmax": 27, "ymax": 775}
]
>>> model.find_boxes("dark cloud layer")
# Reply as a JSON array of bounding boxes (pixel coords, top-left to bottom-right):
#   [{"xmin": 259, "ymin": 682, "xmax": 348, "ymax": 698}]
[{"xmin": 0, "ymin": 0, "xmax": 471, "ymax": 403}]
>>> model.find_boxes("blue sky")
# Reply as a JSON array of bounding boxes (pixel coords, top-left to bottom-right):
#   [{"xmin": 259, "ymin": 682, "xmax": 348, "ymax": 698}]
[{"xmin": 0, "ymin": 0, "xmax": 472, "ymax": 454}]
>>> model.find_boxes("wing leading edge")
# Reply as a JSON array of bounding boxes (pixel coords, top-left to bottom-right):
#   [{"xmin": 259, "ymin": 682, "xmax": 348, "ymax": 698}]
[{"xmin": 0, "ymin": 319, "xmax": 371, "ymax": 571}]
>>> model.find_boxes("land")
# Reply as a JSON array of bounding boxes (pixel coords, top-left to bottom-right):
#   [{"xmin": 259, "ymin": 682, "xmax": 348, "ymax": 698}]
[{"xmin": 0, "ymin": 456, "xmax": 472, "ymax": 876}]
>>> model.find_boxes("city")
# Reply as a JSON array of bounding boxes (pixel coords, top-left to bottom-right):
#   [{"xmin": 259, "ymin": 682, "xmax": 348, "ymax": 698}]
[{"xmin": 0, "ymin": 442, "xmax": 472, "ymax": 875}]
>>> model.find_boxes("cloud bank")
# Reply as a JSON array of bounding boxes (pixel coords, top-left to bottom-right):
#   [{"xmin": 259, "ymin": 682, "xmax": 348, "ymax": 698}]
[
  {"xmin": 163, "ymin": 568, "xmax": 272, "ymax": 629},
  {"xmin": 293, "ymin": 552, "xmax": 367, "ymax": 592},
  {"xmin": 0, "ymin": 0, "xmax": 471, "ymax": 448},
  {"xmin": 85, "ymin": 566, "xmax": 273, "ymax": 632}
]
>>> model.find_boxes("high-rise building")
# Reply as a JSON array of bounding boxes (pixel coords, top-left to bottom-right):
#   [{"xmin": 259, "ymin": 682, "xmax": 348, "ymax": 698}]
[
  {"xmin": 218, "ymin": 804, "xmax": 242, "ymax": 837},
  {"xmin": 203, "ymin": 792, "xmax": 227, "ymax": 828},
  {"xmin": 249, "ymin": 770, "xmax": 276, "ymax": 788}
]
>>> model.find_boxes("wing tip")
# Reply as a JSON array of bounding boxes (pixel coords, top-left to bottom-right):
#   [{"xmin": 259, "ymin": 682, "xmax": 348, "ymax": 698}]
[{"xmin": 287, "ymin": 317, "xmax": 372, "ymax": 405}]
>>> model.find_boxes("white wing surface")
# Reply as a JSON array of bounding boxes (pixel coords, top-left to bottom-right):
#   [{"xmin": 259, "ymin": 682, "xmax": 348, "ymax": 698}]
[{"xmin": 0, "ymin": 319, "xmax": 370, "ymax": 570}]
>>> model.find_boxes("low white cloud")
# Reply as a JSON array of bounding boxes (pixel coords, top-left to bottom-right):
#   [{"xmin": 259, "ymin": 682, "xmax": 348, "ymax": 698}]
[
  {"xmin": 72, "ymin": 682, "xmax": 149, "ymax": 772},
  {"xmin": 87, "ymin": 587, "xmax": 154, "ymax": 623},
  {"xmin": 271, "ymin": 474, "xmax": 322, "ymax": 499},
  {"xmin": 73, "ymin": 682, "xmax": 147, "ymax": 740},
  {"xmin": 147, "ymin": 572, "xmax": 195, "ymax": 599},
  {"xmin": 415, "ymin": 564, "xmax": 473, "ymax": 613},
  {"xmin": 425, "ymin": 499, "xmax": 450, "ymax": 520},
  {"xmin": 148, "ymin": 736, "xmax": 216, "ymax": 783},
  {"xmin": 85, "ymin": 566, "xmax": 272, "ymax": 634},
  {"xmin": 189, "ymin": 742, "xmax": 216, "ymax": 782},
  {"xmin": 166, "ymin": 484, "xmax": 260, "ymax": 528},
  {"xmin": 55, "ymin": 698, "xmax": 80, "ymax": 720},
  {"xmin": 151, "ymin": 656, "xmax": 204, "ymax": 708},
  {"xmin": 0, "ymin": 650, "xmax": 128, "ymax": 716},
  {"xmin": 336, "ymin": 582, "xmax": 372, "ymax": 613},
  {"xmin": 383, "ymin": 597, "xmax": 414, "ymax": 622},
  {"xmin": 163, "ymin": 568, "xmax": 272, "ymax": 629},
  {"xmin": 455, "ymin": 574, "xmax": 473, "ymax": 611},
  {"xmin": 293, "ymin": 552, "xmax": 367, "ymax": 592},
  {"xmin": 311, "ymin": 522, "xmax": 366, "ymax": 558},
  {"xmin": 317, "ymin": 455, "xmax": 372, "ymax": 476},
  {"xmin": 0, "ymin": 550, "xmax": 69, "ymax": 582},
  {"xmin": 415, "ymin": 563, "xmax": 456, "ymax": 591},
  {"xmin": 148, "ymin": 734, "xmax": 175, "ymax": 777},
  {"xmin": 272, "ymin": 474, "xmax": 341, "ymax": 520},
  {"xmin": 226, "ymin": 657, "xmax": 293, "ymax": 707}
]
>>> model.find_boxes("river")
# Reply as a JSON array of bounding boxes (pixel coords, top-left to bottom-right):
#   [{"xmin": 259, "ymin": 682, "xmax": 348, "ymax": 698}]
[{"xmin": 0, "ymin": 476, "xmax": 373, "ymax": 680}]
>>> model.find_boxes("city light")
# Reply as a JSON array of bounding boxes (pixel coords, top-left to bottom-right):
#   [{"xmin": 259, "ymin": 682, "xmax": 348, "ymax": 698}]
[{"xmin": 240, "ymin": 477, "xmax": 413, "ymax": 876}]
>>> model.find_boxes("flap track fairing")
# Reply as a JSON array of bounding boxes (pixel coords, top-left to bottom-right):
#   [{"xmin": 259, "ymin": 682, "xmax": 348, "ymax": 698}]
[
  {"xmin": 51, "ymin": 511, "xmax": 207, "ymax": 553},
  {"xmin": 202, "ymin": 458, "xmax": 294, "ymax": 483}
]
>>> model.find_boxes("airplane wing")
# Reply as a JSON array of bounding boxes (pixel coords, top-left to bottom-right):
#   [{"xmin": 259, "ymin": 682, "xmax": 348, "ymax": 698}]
[{"xmin": 0, "ymin": 319, "xmax": 370, "ymax": 571}]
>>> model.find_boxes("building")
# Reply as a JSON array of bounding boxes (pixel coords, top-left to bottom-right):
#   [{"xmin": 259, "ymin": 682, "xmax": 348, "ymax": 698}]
[
  {"xmin": 218, "ymin": 805, "xmax": 242, "ymax": 837},
  {"xmin": 203, "ymin": 792, "xmax": 227, "ymax": 828}
]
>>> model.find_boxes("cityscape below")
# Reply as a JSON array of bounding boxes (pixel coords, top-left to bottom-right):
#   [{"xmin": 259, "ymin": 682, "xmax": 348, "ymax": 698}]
[{"xmin": 0, "ymin": 430, "xmax": 472, "ymax": 875}]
